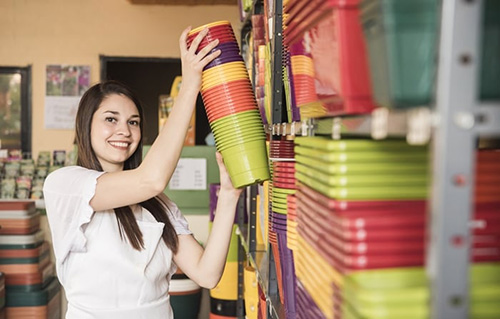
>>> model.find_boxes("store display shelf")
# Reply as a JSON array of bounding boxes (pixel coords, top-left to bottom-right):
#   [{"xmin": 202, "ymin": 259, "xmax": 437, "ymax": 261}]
[
  {"xmin": 312, "ymin": 107, "xmax": 433, "ymax": 145},
  {"xmin": 265, "ymin": 121, "xmax": 314, "ymax": 137},
  {"xmin": 235, "ymin": 225, "xmax": 284, "ymax": 319},
  {"xmin": 264, "ymin": 107, "xmax": 435, "ymax": 145}
]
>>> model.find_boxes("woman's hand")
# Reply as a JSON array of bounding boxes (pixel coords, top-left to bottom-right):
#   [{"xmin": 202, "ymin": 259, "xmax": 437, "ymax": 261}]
[
  {"xmin": 215, "ymin": 151, "xmax": 243, "ymax": 197},
  {"xmin": 178, "ymin": 26, "xmax": 221, "ymax": 94}
]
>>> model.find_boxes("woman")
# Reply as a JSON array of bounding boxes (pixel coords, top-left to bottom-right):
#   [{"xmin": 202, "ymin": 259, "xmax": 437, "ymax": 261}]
[{"xmin": 43, "ymin": 27, "xmax": 242, "ymax": 319}]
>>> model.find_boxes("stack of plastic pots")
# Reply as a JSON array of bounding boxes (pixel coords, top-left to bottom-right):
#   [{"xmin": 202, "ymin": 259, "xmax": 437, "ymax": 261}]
[{"xmin": 187, "ymin": 21, "xmax": 270, "ymax": 189}]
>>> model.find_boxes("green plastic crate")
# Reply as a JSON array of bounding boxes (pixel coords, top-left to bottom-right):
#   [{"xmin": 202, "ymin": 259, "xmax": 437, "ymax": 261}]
[{"xmin": 361, "ymin": 0, "xmax": 500, "ymax": 108}]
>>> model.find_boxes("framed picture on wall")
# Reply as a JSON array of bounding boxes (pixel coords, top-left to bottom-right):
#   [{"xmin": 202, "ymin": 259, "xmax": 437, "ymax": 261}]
[{"xmin": 0, "ymin": 66, "xmax": 31, "ymax": 155}]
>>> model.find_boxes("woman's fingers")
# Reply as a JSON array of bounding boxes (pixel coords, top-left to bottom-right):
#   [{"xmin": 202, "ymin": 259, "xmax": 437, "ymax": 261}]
[
  {"xmin": 215, "ymin": 151, "xmax": 224, "ymax": 165},
  {"xmin": 179, "ymin": 26, "xmax": 191, "ymax": 55},
  {"xmin": 200, "ymin": 50, "xmax": 222, "ymax": 66},
  {"xmin": 188, "ymin": 28, "xmax": 209, "ymax": 55},
  {"xmin": 195, "ymin": 38, "xmax": 220, "ymax": 60}
]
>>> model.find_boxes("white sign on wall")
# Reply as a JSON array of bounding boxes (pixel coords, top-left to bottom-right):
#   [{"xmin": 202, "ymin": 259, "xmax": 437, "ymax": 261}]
[{"xmin": 168, "ymin": 158, "xmax": 207, "ymax": 191}]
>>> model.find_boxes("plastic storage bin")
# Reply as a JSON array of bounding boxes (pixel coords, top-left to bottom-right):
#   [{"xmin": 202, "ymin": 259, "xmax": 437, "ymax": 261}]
[
  {"xmin": 480, "ymin": 0, "xmax": 500, "ymax": 100},
  {"xmin": 361, "ymin": 0, "xmax": 438, "ymax": 108},
  {"xmin": 361, "ymin": 0, "xmax": 500, "ymax": 109}
]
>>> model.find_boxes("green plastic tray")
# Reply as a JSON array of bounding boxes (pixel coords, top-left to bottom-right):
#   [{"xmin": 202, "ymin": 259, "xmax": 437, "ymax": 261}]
[
  {"xmin": 294, "ymin": 145, "xmax": 428, "ymax": 163},
  {"xmin": 343, "ymin": 300, "xmax": 500, "ymax": 319},
  {"xmin": 295, "ymin": 163, "xmax": 429, "ymax": 187},
  {"xmin": 271, "ymin": 187, "xmax": 296, "ymax": 195},
  {"xmin": 341, "ymin": 264, "xmax": 500, "ymax": 316},
  {"xmin": 271, "ymin": 202, "xmax": 288, "ymax": 210},
  {"xmin": 294, "ymin": 137, "xmax": 425, "ymax": 152},
  {"xmin": 344, "ymin": 263, "xmax": 500, "ymax": 289},
  {"xmin": 361, "ymin": 0, "xmax": 500, "ymax": 108},
  {"xmin": 296, "ymin": 171, "xmax": 428, "ymax": 200},
  {"xmin": 295, "ymin": 154, "xmax": 428, "ymax": 175}
]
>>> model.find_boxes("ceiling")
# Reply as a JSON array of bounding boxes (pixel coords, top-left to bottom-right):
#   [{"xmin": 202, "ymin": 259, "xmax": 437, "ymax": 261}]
[{"xmin": 128, "ymin": 0, "xmax": 236, "ymax": 5}]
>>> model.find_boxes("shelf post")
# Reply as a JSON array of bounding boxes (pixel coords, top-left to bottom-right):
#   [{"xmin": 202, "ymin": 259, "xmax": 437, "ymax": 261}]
[
  {"xmin": 428, "ymin": 0, "xmax": 484, "ymax": 318},
  {"xmin": 271, "ymin": 0, "xmax": 285, "ymax": 125},
  {"xmin": 236, "ymin": 192, "xmax": 246, "ymax": 319}
]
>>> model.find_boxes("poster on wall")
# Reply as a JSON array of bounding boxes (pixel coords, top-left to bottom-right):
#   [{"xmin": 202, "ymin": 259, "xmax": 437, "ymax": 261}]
[{"xmin": 44, "ymin": 65, "xmax": 90, "ymax": 129}]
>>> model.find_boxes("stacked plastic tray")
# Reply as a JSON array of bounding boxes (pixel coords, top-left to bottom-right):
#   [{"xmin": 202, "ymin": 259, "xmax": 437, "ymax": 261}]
[
  {"xmin": 293, "ymin": 137, "xmax": 500, "ymax": 318},
  {"xmin": 269, "ymin": 139, "xmax": 297, "ymax": 319},
  {"xmin": 251, "ymin": 14, "xmax": 269, "ymax": 125},
  {"xmin": 340, "ymin": 263, "xmax": 500, "ymax": 319},
  {"xmin": 473, "ymin": 150, "xmax": 500, "ymax": 264},
  {"xmin": 170, "ymin": 268, "xmax": 202, "ymax": 319},
  {"xmin": 293, "ymin": 136, "xmax": 429, "ymax": 319},
  {"xmin": 0, "ymin": 201, "xmax": 60, "ymax": 319},
  {"xmin": 283, "ymin": 0, "xmax": 375, "ymax": 117},
  {"xmin": 287, "ymin": 40, "xmax": 322, "ymax": 119}
]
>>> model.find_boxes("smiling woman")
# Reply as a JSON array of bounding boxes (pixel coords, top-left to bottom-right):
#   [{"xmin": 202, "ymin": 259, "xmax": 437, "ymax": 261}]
[{"xmin": 42, "ymin": 27, "xmax": 243, "ymax": 319}]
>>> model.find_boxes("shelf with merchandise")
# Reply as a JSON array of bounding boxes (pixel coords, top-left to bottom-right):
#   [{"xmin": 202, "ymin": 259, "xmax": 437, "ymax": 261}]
[
  {"xmin": 236, "ymin": 225, "xmax": 285, "ymax": 319},
  {"xmin": 240, "ymin": 0, "xmax": 500, "ymax": 318}
]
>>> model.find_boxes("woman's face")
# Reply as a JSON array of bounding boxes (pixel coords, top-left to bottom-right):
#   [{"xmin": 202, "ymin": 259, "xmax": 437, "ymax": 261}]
[{"xmin": 90, "ymin": 94, "xmax": 141, "ymax": 172}]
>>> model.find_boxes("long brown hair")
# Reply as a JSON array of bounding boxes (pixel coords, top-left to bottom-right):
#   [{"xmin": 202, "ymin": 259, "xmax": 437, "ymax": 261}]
[{"xmin": 75, "ymin": 80, "xmax": 179, "ymax": 253}]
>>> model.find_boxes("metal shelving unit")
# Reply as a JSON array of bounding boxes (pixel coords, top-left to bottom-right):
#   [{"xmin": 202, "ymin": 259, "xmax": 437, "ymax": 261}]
[
  {"xmin": 428, "ymin": 1, "xmax": 500, "ymax": 318},
  {"xmin": 235, "ymin": 183, "xmax": 285, "ymax": 319},
  {"xmin": 238, "ymin": 1, "xmax": 500, "ymax": 319}
]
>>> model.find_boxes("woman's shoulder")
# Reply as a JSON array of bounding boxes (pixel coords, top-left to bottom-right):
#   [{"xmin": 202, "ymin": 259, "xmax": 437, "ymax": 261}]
[
  {"xmin": 48, "ymin": 165, "xmax": 86, "ymax": 175},
  {"xmin": 43, "ymin": 166, "xmax": 104, "ymax": 193}
]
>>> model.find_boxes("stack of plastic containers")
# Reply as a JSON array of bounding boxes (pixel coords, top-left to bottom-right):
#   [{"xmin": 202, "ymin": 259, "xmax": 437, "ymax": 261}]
[
  {"xmin": 329, "ymin": 150, "xmax": 500, "ymax": 319},
  {"xmin": 281, "ymin": 1, "xmax": 301, "ymax": 123},
  {"xmin": 250, "ymin": 14, "xmax": 268, "ymax": 125},
  {"xmin": 292, "ymin": 137, "xmax": 500, "ymax": 318},
  {"xmin": 169, "ymin": 268, "xmax": 202, "ymax": 318},
  {"xmin": 283, "ymin": 0, "xmax": 375, "ymax": 116},
  {"xmin": 269, "ymin": 139, "xmax": 297, "ymax": 319},
  {"xmin": 243, "ymin": 265, "xmax": 259, "ymax": 319},
  {"xmin": 208, "ymin": 184, "xmax": 244, "ymax": 319},
  {"xmin": 474, "ymin": 150, "xmax": 500, "ymax": 263},
  {"xmin": 340, "ymin": 263, "xmax": 500, "ymax": 319},
  {"xmin": 360, "ymin": 0, "xmax": 500, "ymax": 108},
  {"xmin": 0, "ymin": 201, "xmax": 60, "ymax": 319},
  {"xmin": 293, "ymin": 136, "xmax": 429, "ymax": 319},
  {"xmin": 188, "ymin": 21, "xmax": 270, "ymax": 188},
  {"xmin": 288, "ymin": 41, "xmax": 318, "ymax": 111}
]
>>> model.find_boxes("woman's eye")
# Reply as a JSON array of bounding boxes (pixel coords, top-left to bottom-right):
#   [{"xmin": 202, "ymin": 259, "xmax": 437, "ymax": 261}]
[
  {"xmin": 105, "ymin": 117, "xmax": 117, "ymax": 123},
  {"xmin": 129, "ymin": 120, "xmax": 140, "ymax": 126}
]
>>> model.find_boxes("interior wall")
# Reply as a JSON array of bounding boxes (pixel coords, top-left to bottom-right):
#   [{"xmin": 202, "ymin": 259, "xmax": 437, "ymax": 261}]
[{"xmin": 0, "ymin": 0, "xmax": 241, "ymax": 157}]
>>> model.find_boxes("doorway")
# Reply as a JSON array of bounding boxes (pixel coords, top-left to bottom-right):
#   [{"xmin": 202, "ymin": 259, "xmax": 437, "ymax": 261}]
[{"xmin": 100, "ymin": 56, "xmax": 210, "ymax": 145}]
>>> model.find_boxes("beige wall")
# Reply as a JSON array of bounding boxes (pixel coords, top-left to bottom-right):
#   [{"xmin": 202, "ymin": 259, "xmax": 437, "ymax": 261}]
[{"xmin": 0, "ymin": 0, "xmax": 241, "ymax": 157}]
